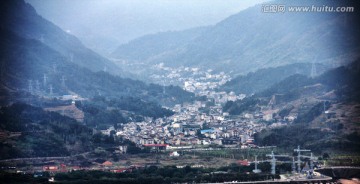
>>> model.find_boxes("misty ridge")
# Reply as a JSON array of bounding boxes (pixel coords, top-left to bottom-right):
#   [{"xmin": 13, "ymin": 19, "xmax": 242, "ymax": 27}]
[{"xmin": 0, "ymin": 0, "xmax": 360, "ymax": 183}]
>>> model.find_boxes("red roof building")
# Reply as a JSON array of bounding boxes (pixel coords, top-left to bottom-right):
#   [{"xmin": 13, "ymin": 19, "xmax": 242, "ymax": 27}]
[
  {"xmin": 237, "ymin": 160, "xmax": 250, "ymax": 166},
  {"xmin": 102, "ymin": 161, "xmax": 113, "ymax": 166}
]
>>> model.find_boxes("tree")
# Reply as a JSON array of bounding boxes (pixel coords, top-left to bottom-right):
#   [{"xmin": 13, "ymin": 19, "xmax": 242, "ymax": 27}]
[{"xmin": 322, "ymin": 153, "xmax": 330, "ymax": 160}]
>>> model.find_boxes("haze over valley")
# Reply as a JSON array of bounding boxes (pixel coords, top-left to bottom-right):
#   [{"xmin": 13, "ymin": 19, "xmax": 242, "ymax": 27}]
[{"xmin": 0, "ymin": 0, "xmax": 359, "ymax": 183}]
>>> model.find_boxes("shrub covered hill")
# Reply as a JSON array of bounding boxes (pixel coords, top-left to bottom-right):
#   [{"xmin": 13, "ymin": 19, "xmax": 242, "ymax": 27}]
[
  {"xmin": 0, "ymin": 0, "xmax": 197, "ymax": 108},
  {"xmin": 0, "ymin": 103, "xmax": 94, "ymax": 159},
  {"xmin": 220, "ymin": 62, "xmax": 332, "ymax": 95},
  {"xmin": 1, "ymin": 0, "xmax": 197, "ymax": 103},
  {"xmin": 223, "ymin": 61, "xmax": 360, "ymax": 153},
  {"xmin": 0, "ymin": 0, "xmax": 199, "ymax": 158},
  {"xmin": 111, "ymin": 0, "xmax": 360, "ymax": 75}
]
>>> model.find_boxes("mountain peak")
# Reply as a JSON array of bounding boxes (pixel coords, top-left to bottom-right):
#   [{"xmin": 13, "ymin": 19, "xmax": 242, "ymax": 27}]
[
  {"xmin": 111, "ymin": 0, "xmax": 360, "ymax": 75},
  {"xmin": 1, "ymin": 0, "xmax": 124, "ymax": 76}
]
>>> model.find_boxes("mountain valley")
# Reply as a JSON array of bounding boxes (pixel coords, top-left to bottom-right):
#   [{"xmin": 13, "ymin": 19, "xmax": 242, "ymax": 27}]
[{"xmin": 0, "ymin": 0, "xmax": 359, "ymax": 183}]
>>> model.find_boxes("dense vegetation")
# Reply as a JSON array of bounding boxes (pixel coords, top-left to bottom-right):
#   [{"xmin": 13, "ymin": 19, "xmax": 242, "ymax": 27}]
[
  {"xmin": 223, "ymin": 97, "xmax": 261, "ymax": 115},
  {"xmin": 225, "ymin": 62, "xmax": 360, "ymax": 153},
  {"xmin": 254, "ymin": 125, "xmax": 360, "ymax": 153},
  {"xmin": 0, "ymin": 0, "xmax": 123, "ymax": 75},
  {"xmin": 222, "ymin": 74, "xmax": 312, "ymax": 116},
  {"xmin": 52, "ymin": 164, "xmax": 280, "ymax": 184},
  {"xmin": 0, "ymin": 2, "xmax": 359, "ymax": 183},
  {"xmin": 256, "ymin": 74, "xmax": 313, "ymax": 98},
  {"xmin": 0, "ymin": 0, "xmax": 198, "ymax": 161},
  {"xmin": 294, "ymin": 101, "xmax": 330, "ymax": 124},
  {"xmin": 315, "ymin": 62, "xmax": 360, "ymax": 103},
  {"xmin": 0, "ymin": 163, "xmax": 285, "ymax": 184},
  {"xmin": 111, "ymin": 0, "xmax": 360, "ymax": 74},
  {"xmin": 77, "ymin": 95, "xmax": 174, "ymax": 128},
  {"xmin": 223, "ymin": 61, "xmax": 360, "ymax": 116},
  {"xmin": 112, "ymin": 27, "xmax": 208, "ymax": 61},
  {"xmin": 0, "ymin": 28, "xmax": 195, "ymax": 106},
  {"xmin": 0, "ymin": 1, "xmax": 198, "ymax": 111},
  {"xmin": 0, "ymin": 103, "xmax": 93, "ymax": 159},
  {"xmin": 221, "ymin": 63, "xmax": 328, "ymax": 95},
  {"xmin": 0, "ymin": 171, "xmax": 49, "ymax": 184}
]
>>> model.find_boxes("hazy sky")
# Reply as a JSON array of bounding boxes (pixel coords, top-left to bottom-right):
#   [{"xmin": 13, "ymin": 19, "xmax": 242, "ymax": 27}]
[{"xmin": 26, "ymin": 0, "xmax": 269, "ymax": 54}]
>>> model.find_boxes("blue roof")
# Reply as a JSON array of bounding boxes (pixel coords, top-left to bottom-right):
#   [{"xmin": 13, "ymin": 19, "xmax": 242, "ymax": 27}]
[{"xmin": 201, "ymin": 129, "xmax": 214, "ymax": 134}]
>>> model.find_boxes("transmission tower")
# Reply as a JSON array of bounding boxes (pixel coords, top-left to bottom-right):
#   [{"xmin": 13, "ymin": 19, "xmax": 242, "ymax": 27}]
[
  {"xmin": 28, "ymin": 80, "xmax": 33, "ymax": 94},
  {"xmin": 61, "ymin": 76, "xmax": 66, "ymax": 88},
  {"xmin": 268, "ymin": 95, "xmax": 276, "ymax": 108},
  {"xmin": 252, "ymin": 155, "xmax": 262, "ymax": 173},
  {"xmin": 292, "ymin": 157, "xmax": 296, "ymax": 173},
  {"xmin": 301, "ymin": 152, "xmax": 317, "ymax": 171},
  {"xmin": 309, "ymin": 153, "xmax": 315, "ymax": 170},
  {"xmin": 35, "ymin": 80, "xmax": 40, "ymax": 94},
  {"xmin": 49, "ymin": 84, "xmax": 53, "ymax": 96},
  {"xmin": 266, "ymin": 151, "xmax": 288, "ymax": 175},
  {"xmin": 294, "ymin": 145, "xmax": 311, "ymax": 173},
  {"xmin": 43, "ymin": 74, "xmax": 47, "ymax": 87},
  {"xmin": 310, "ymin": 59, "xmax": 317, "ymax": 78},
  {"xmin": 53, "ymin": 63, "xmax": 57, "ymax": 73},
  {"xmin": 162, "ymin": 80, "xmax": 166, "ymax": 95}
]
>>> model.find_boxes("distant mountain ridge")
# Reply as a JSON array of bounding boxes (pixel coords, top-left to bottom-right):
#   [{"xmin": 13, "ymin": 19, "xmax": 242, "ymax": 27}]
[
  {"xmin": 225, "ymin": 61, "xmax": 360, "ymax": 152},
  {"xmin": 220, "ymin": 63, "xmax": 331, "ymax": 95},
  {"xmin": 0, "ymin": 0, "xmax": 123, "ymax": 76},
  {"xmin": 0, "ymin": 0, "xmax": 197, "ymax": 108},
  {"xmin": 0, "ymin": 1, "xmax": 199, "ymax": 160},
  {"xmin": 223, "ymin": 60, "xmax": 360, "ymax": 116},
  {"xmin": 112, "ymin": 0, "xmax": 360, "ymax": 74},
  {"xmin": 0, "ymin": 28, "xmax": 195, "ymax": 106},
  {"xmin": 111, "ymin": 27, "xmax": 208, "ymax": 61}
]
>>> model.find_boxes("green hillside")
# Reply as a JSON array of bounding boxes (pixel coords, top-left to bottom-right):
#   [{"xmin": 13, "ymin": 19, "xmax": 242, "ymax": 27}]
[{"xmin": 223, "ymin": 61, "xmax": 360, "ymax": 153}]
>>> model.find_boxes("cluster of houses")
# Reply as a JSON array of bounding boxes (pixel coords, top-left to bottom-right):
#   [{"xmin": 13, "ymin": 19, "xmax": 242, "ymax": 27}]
[
  {"xmin": 113, "ymin": 99, "xmax": 270, "ymax": 150},
  {"xmin": 150, "ymin": 64, "xmax": 231, "ymax": 94},
  {"xmin": 104, "ymin": 66, "xmax": 298, "ymax": 151}
]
